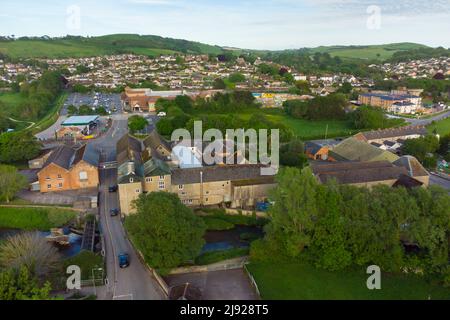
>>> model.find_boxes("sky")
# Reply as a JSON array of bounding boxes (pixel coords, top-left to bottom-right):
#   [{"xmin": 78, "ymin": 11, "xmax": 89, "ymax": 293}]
[{"xmin": 1, "ymin": 0, "xmax": 449, "ymax": 50}]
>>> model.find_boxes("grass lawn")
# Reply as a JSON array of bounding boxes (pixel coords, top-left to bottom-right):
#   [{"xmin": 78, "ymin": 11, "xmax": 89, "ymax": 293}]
[
  {"xmin": 428, "ymin": 117, "xmax": 450, "ymax": 136},
  {"xmin": 29, "ymin": 93, "xmax": 68, "ymax": 134},
  {"xmin": 247, "ymin": 261, "xmax": 450, "ymax": 300},
  {"xmin": 63, "ymin": 250, "xmax": 104, "ymax": 281},
  {"xmin": 0, "ymin": 92, "xmax": 27, "ymax": 116},
  {"xmin": 0, "ymin": 206, "xmax": 77, "ymax": 230}
]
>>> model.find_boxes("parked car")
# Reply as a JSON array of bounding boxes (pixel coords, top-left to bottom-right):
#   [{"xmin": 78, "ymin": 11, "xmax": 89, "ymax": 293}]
[
  {"xmin": 110, "ymin": 209, "xmax": 119, "ymax": 217},
  {"xmin": 157, "ymin": 112, "xmax": 167, "ymax": 117},
  {"xmin": 118, "ymin": 253, "xmax": 130, "ymax": 268},
  {"xmin": 109, "ymin": 185, "xmax": 118, "ymax": 192}
]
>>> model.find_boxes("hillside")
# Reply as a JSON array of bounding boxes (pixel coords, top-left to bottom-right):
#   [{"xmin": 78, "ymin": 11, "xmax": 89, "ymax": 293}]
[
  {"xmin": 308, "ymin": 43, "xmax": 429, "ymax": 61},
  {"xmin": 0, "ymin": 34, "xmax": 224, "ymax": 59}
]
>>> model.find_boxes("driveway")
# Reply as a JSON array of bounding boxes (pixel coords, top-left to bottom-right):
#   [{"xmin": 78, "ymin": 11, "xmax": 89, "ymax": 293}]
[{"xmin": 165, "ymin": 269, "xmax": 259, "ymax": 300}]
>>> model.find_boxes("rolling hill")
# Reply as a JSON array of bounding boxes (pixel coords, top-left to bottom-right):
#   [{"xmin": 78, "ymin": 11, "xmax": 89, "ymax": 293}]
[
  {"xmin": 0, "ymin": 34, "xmax": 224, "ymax": 59},
  {"xmin": 308, "ymin": 43, "xmax": 430, "ymax": 60}
]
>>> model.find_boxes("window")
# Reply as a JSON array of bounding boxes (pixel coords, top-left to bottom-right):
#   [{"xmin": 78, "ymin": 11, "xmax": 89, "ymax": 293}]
[
  {"xmin": 136, "ymin": 189, "xmax": 141, "ymax": 193},
  {"xmin": 158, "ymin": 181, "xmax": 165, "ymax": 190},
  {"xmin": 46, "ymin": 177, "xmax": 51, "ymax": 181},
  {"xmin": 79, "ymin": 171, "xmax": 88, "ymax": 181},
  {"xmin": 188, "ymin": 199, "xmax": 193, "ymax": 204},
  {"xmin": 146, "ymin": 177, "xmax": 152, "ymax": 183},
  {"xmin": 58, "ymin": 183, "xmax": 63, "ymax": 188},
  {"xmin": 159, "ymin": 175, "xmax": 165, "ymax": 181},
  {"xmin": 178, "ymin": 185, "xmax": 184, "ymax": 190},
  {"xmin": 57, "ymin": 174, "xmax": 62, "ymax": 179},
  {"xmin": 130, "ymin": 178, "xmax": 134, "ymax": 183},
  {"xmin": 47, "ymin": 184, "xmax": 51, "ymax": 189}
]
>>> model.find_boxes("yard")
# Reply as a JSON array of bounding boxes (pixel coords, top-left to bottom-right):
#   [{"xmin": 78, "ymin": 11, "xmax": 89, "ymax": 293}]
[
  {"xmin": 247, "ymin": 261, "xmax": 450, "ymax": 300},
  {"xmin": 428, "ymin": 117, "xmax": 450, "ymax": 136}
]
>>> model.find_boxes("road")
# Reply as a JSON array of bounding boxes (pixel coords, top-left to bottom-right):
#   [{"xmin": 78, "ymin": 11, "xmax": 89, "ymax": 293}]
[
  {"xmin": 99, "ymin": 168, "xmax": 164, "ymax": 300},
  {"xmin": 386, "ymin": 110, "xmax": 450, "ymax": 126},
  {"xmin": 430, "ymin": 173, "xmax": 450, "ymax": 192},
  {"xmin": 90, "ymin": 115, "xmax": 165, "ymax": 300}
]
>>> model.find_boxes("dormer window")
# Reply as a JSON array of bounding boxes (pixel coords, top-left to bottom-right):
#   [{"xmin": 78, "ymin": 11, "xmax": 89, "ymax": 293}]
[{"xmin": 130, "ymin": 178, "xmax": 134, "ymax": 183}]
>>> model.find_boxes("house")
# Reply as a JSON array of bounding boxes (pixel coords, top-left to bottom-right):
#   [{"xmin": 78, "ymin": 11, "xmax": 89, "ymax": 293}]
[
  {"xmin": 305, "ymin": 139, "xmax": 341, "ymax": 161},
  {"xmin": 28, "ymin": 150, "xmax": 53, "ymax": 169},
  {"xmin": 328, "ymin": 138, "xmax": 399, "ymax": 163},
  {"xmin": 311, "ymin": 157, "xmax": 428, "ymax": 188},
  {"xmin": 37, "ymin": 145, "xmax": 99, "ymax": 193},
  {"xmin": 116, "ymin": 134, "xmax": 276, "ymax": 215},
  {"xmin": 353, "ymin": 126, "xmax": 427, "ymax": 145}
]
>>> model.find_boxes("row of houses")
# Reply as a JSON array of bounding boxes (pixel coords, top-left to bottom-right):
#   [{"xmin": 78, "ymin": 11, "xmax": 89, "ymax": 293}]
[
  {"xmin": 358, "ymin": 88, "xmax": 423, "ymax": 114},
  {"xmin": 307, "ymin": 125, "xmax": 430, "ymax": 188},
  {"xmin": 115, "ymin": 132, "xmax": 275, "ymax": 215}
]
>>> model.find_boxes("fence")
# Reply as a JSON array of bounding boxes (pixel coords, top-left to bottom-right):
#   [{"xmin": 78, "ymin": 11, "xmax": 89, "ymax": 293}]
[{"xmin": 243, "ymin": 263, "xmax": 261, "ymax": 299}]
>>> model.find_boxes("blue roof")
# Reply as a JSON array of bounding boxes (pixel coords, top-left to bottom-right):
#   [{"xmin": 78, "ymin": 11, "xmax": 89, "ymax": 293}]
[{"xmin": 62, "ymin": 115, "xmax": 99, "ymax": 126}]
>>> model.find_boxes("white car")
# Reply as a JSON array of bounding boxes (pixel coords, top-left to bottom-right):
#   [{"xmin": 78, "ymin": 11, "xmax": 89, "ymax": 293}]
[{"xmin": 157, "ymin": 112, "xmax": 167, "ymax": 117}]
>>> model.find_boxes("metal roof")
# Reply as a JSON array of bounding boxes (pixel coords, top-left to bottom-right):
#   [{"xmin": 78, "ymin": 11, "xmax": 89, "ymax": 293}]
[{"xmin": 62, "ymin": 115, "xmax": 99, "ymax": 126}]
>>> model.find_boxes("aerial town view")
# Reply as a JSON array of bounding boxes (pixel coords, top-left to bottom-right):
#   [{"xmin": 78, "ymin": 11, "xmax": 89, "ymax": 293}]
[{"xmin": 0, "ymin": 0, "xmax": 449, "ymax": 313}]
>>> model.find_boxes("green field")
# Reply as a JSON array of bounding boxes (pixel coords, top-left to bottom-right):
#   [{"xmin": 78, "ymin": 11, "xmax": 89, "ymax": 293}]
[
  {"xmin": 0, "ymin": 92, "xmax": 27, "ymax": 116},
  {"xmin": 0, "ymin": 34, "xmax": 223, "ymax": 59},
  {"xmin": 428, "ymin": 117, "xmax": 450, "ymax": 136},
  {"xmin": 0, "ymin": 207, "xmax": 77, "ymax": 230},
  {"xmin": 310, "ymin": 43, "xmax": 428, "ymax": 61},
  {"xmin": 247, "ymin": 261, "xmax": 450, "ymax": 300}
]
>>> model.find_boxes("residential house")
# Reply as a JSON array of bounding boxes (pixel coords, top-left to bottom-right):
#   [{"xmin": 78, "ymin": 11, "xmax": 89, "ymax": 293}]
[{"xmin": 37, "ymin": 145, "xmax": 99, "ymax": 193}]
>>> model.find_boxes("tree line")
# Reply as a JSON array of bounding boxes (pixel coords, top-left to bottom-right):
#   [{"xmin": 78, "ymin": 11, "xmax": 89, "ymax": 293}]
[{"xmin": 251, "ymin": 167, "xmax": 450, "ymax": 287}]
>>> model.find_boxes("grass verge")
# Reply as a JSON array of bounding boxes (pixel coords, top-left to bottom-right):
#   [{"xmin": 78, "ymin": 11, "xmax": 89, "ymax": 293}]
[{"xmin": 195, "ymin": 248, "xmax": 249, "ymax": 265}]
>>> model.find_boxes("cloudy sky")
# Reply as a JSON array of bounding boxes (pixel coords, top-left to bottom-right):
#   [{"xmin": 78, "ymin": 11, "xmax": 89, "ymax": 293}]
[{"xmin": 1, "ymin": 0, "xmax": 449, "ymax": 49}]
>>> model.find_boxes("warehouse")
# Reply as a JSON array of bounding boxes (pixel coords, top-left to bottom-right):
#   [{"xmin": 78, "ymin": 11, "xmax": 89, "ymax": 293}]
[{"xmin": 62, "ymin": 115, "xmax": 100, "ymax": 135}]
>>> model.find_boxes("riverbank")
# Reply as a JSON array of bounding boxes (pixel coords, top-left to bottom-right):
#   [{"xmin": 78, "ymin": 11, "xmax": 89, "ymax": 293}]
[{"xmin": 0, "ymin": 206, "xmax": 77, "ymax": 230}]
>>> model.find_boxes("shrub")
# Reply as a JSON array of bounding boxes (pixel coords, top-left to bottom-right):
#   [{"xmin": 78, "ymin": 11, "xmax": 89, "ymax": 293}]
[
  {"xmin": 195, "ymin": 248, "xmax": 249, "ymax": 265},
  {"xmin": 240, "ymin": 232, "xmax": 261, "ymax": 242}
]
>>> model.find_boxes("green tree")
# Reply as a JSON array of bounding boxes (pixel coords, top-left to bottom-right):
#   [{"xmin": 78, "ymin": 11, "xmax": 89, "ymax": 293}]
[
  {"xmin": 125, "ymin": 192, "xmax": 206, "ymax": 272},
  {"xmin": 0, "ymin": 165, "xmax": 27, "ymax": 203},
  {"xmin": 228, "ymin": 73, "xmax": 246, "ymax": 83},
  {"xmin": 0, "ymin": 132, "xmax": 41, "ymax": 163},
  {"xmin": 156, "ymin": 118, "xmax": 174, "ymax": 136},
  {"xmin": 310, "ymin": 183, "xmax": 352, "ymax": 271},
  {"xmin": 0, "ymin": 266, "xmax": 54, "ymax": 300},
  {"xmin": 402, "ymin": 135, "xmax": 440, "ymax": 164},
  {"xmin": 128, "ymin": 115, "xmax": 148, "ymax": 134},
  {"xmin": 266, "ymin": 167, "xmax": 317, "ymax": 257}
]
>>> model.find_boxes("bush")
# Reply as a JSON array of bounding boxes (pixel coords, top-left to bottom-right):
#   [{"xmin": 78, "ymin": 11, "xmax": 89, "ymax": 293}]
[
  {"xmin": 202, "ymin": 217, "xmax": 234, "ymax": 231},
  {"xmin": 195, "ymin": 248, "xmax": 249, "ymax": 265},
  {"xmin": 64, "ymin": 251, "xmax": 103, "ymax": 281}
]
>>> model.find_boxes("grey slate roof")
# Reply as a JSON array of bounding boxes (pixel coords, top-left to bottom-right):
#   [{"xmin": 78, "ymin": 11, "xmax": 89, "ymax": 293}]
[
  {"xmin": 171, "ymin": 164, "xmax": 272, "ymax": 185},
  {"xmin": 355, "ymin": 126, "xmax": 427, "ymax": 142},
  {"xmin": 312, "ymin": 161, "xmax": 408, "ymax": 185},
  {"xmin": 43, "ymin": 144, "xmax": 98, "ymax": 170}
]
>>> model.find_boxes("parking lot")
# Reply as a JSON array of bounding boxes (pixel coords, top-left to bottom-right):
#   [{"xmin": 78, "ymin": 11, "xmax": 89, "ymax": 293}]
[
  {"xmin": 63, "ymin": 92, "xmax": 122, "ymax": 115},
  {"xmin": 164, "ymin": 269, "xmax": 259, "ymax": 300}
]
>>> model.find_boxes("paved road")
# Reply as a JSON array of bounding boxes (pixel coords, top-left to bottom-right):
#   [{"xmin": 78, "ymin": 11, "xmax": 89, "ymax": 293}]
[
  {"xmin": 387, "ymin": 110, "xmax": 450, "ymax": 126},
  {"xmin": 99, "ymin": 168, "xmax": 164, "ymax": 300},
  {"xmin": 430, "ymin": 173, "xmax": 450, "ymax": 192},
  {"xmin": 90, "ymin": 115, "xmax": 165, "ymax": 300}
]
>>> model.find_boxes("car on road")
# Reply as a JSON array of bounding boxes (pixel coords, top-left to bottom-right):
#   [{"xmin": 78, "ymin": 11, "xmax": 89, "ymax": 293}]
[
  {"xmin": 110, "ymin": 208, "xmax": 120, "ymax": 217},
  {"xmin": 157, "ymin": 112, "xmax": 167, "ymax": 117},
  {"xmin": 118, "ymin": 253, "xmax": 130, "ymax": 268},
  {"xmin": 109, "ymin": 185, "xmax": 118, "ymax": 192}
]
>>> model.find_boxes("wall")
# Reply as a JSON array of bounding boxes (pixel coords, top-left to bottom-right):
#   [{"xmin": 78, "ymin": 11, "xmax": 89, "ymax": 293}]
[{"xmin": 118, "ymin": 182, "xmax": 143, "ymax": 215}]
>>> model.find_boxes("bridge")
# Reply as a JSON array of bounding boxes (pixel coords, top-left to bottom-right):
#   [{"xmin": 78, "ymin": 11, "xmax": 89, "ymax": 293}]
[{"xmin": 81, "ymin": 220, "xmax": 96, "ymax": 252}]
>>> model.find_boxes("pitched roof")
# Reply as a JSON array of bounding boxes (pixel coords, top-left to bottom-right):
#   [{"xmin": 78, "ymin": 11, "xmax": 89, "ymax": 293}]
[
  {"xmin": 44, "ymin": 145, "xmax": 75, "ymax": 170},
  {"xmin": 330, "ymin": 138, "xmax": 399, "ymax": 162},
  {"xmin": 171, "ymin": 164, "xmax": 272, "ymax": 185},
  {"xmin": 312, "ymin": 161, "xmax": 408, "ymax": 185},
  {"xmin": 143, "ymin": 130, "xmax": 171, "ymax": 152},
  {"xmin": 393, "ymin": 156, "xmax": 429, "ymax": 177},
  {"xmin": 353, "ymin": 126, "xmax": 427, "ymax": 142}
]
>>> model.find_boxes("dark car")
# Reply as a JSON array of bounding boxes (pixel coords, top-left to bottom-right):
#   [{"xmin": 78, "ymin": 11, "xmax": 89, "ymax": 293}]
[
  {"xmin": 110, "ymin": 209, "xmax": 119, "ymax": 217},
  {"xmin": 118, "ymin": 253, "xmax": 130, "ymax": 268},
  {"xmin": 109, "ymin": 185, "xmax": 118, "ymax": 192}
]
